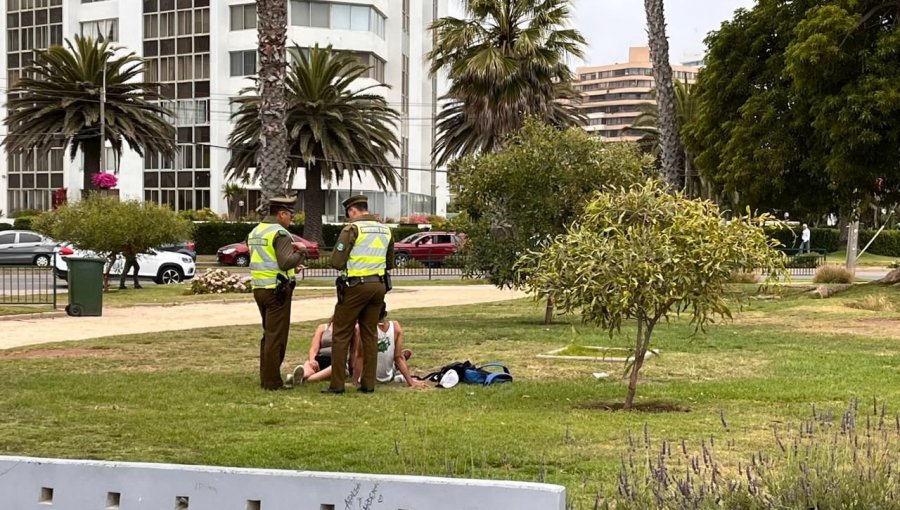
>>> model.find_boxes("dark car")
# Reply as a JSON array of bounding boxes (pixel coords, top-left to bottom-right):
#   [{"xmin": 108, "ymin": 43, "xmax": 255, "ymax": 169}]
[
  {"xmin": 0, "ymin": 230, "xmax": 58, "ymax": 267},
  {"xmin": 217, "ymin": 235, "xmax": 320, "ymax": 266},
  {"xmin": 393, "ymin": 231, "xmax": 465, "ymax": 267},
  {"xmin": 158, "ymin": 241, "xmax": 197, "ymax": 261}
]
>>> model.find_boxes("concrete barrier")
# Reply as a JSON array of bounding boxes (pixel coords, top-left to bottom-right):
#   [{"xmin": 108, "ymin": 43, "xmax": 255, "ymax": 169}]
[{"xmin": 0, "ymin": 456, "xmax": 566, "ymax": 510}]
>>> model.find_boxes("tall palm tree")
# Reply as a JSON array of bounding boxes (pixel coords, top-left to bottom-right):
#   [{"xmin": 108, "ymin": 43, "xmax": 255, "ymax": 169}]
[
  {"xmin": 644, "ymin": 0, "xmax": 685, "ymax": 190},
  {"xmin": 428, "ymin": 0, "xmax": 586, "ymax": 166},
  {"xmin": 628, "ymin": 81, "xmax": 706, "ymax": 197},
  {"xmin": 227, "ymin": 45, "xmax": 400, "ymax": 243},
  {"xmin": 3, "ymin": 36, "xmax": 176, "ymax": 193},
  {"xmin": 255, "ymin": 0, "xmax": 289, "ymax": 211}
]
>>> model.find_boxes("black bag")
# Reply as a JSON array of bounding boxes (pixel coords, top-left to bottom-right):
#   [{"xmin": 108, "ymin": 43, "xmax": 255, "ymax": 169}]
[{"xmin": 417, "ymin": 361, "xmax": 475, "ymax": 383}]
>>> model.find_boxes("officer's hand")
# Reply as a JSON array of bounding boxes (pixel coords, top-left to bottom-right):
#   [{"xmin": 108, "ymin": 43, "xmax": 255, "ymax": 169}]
[
  {"xmin": 409, "ymin": 379, "xmax": 428, "ymax": 390},
  {"xmin": 291, "ymin": 242, "xmax": 307, "ymax": 253}
]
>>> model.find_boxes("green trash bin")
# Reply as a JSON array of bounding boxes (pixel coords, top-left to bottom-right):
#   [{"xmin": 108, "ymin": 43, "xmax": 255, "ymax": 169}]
[{"xmin": 65, "ymin": 256, "xmax": 106, "ymax": 317}]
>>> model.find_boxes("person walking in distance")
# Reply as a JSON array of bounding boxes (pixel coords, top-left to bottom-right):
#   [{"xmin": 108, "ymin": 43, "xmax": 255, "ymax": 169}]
[
  {"xmin": 800, "ymin": 224, "xmax": 811, "ymax": 254},
  {"xmin": 118, "ymin": 247, "xmax": 142, "ymax": 290},
  {"xmin": 249, "ymin": 197, "xmax": 307, "ymax": 390},
  {"xmin": 324, "ymin": 195, "xmax": 394, "ymax": 394}
]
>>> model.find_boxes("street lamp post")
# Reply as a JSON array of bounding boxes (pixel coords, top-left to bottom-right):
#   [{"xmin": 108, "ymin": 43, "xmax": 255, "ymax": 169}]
[{"xmin": 99, "ymin": 58, "xmax": 107, "ymax": 179}]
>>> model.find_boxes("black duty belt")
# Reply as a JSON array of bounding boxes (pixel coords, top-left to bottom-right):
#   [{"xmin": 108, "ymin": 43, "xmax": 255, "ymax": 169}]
[{"xmin": 347, "ymin": 275, "xmax": 384, "ymax": 286}]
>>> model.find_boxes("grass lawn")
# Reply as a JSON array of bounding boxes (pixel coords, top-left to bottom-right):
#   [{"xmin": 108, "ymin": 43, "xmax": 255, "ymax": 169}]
[
  {"xmin": 829, "ymin": 249, "xmax": 899, "ymax": 268},
  {"xmin": 2, "ymin": 283, "xmax": 900, "ymax": 506},
  {"xmin": 0, "ymin": 285, "xmax": 331, "ymax": 316}
]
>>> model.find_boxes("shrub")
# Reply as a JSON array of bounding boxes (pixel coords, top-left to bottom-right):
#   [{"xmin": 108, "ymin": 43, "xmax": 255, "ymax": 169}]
[
  {"xmin": 813, "ymin": 264, "xmax": 854, "ymax": 284},
  {"xmin": 786, "ymin": 252, "xmax": 823, "ymax": 268},
  {"xmin": 13, "ymin": 216, "xmax": 35, "ymax": 230},
  {"xmin": 10, "ymin": 208, "xmax": 43, "ymax": 218},
  {"xmin": 178, "ymin": 208, "xmax": 222, "ymax": 222},
  {"xmin": 190, "ymin": 268, "xmax": 251, "ymax": 295},
  {"xmin": 729, "ymin": 271, "xmax": 760, "ymax": 284},
  {"xmin": 0, "ymin": 223, "xmax": 13, "ymax": 231},
  {"xmin": 193, "ymin": 222, "xmax": 256, "ymax": 255},
  {"xmin": 860, "ymin": 229, "xmax": 900, "ymax": 257}
]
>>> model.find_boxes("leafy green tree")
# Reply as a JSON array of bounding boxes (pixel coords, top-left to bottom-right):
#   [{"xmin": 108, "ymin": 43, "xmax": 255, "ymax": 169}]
[
  {"xmin": 644, "ymin": 0, "xmax": 685, "ymax": 189},
  {"xmin": 520, "ymin": 180, "xmax": 786, "ymax": 409},
  {"xmin": 685, "ymin": 0, "xmax": 900, "ymax": 221},
  {"xmin": 453, "ymin": 120, "xmax": 653, "ymax": 321},
  {"xmin": 227, "ymin": 45, "xmax": 399, "ymax": 243},
  {"xmin": 255, "ymin": 0, "xmax": 289, "ymax": 210},
  {"xmin": 3, "ymin": 36, "xmax": 176, "ymax": 193},
  {"xmin": 428, "ymin": 0, "xmax": 586, "ymax": 166},
  {"xmin": 33, "ymin": 195, "xmax": 193, "ymax": 289}
]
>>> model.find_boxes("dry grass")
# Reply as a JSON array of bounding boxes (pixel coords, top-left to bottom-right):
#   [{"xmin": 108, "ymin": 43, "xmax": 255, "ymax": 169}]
[{"xmin": 813, "ymin": 265, "xmax": 854, "ymax": 284}]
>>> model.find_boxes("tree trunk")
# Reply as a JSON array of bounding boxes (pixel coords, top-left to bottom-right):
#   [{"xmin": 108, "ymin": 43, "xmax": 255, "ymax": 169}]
[
  {"xmin": 543, "ymin": 296, "xmax": 554, "ymax": 325},
  {"xmin": 624, "ymin": 317, "xmax": 654, "ymax": 410},
  {"xmin": 683, "ymin": 150, "xmax": 694, "ymax": 197},
  {"xmin": 256, "ymin": 0, "xmax": 289, "ymax": 210},
  {"xmin": 838, "ymin": 214, "xmax": 849, "ymax": 248},
  {"xmin": 303, "ymin": 162, "xmax": 325, "ymax": 245},
  {"xmin": 645, "ymin": 0, "xmax": 685, "ymax": 191},
  {"xmin": 82, "ymin": 138, "xmax": 102, "ymax": 194},
  {"xmin": 846, "ymin": 219, "xmax": 860, "ymax": 276}
]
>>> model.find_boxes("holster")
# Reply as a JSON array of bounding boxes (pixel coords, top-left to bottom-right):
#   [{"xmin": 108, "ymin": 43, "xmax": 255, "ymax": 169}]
[
  {"xmin": 275, "ymin": 274, "xmax": 294, "ymax": 306},
  {"xmin": 335, "ymin": 276, "xmax": 348, "ymax": 304},
  {"xmin": 384, "ymin": 271, "xmax": 393, "ymax": 293}
]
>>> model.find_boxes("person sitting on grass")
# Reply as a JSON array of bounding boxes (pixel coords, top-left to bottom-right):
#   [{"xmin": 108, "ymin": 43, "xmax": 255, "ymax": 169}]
[
  {"xmin": 352, "ymin": 305, "xmax": 427, "ymax": 390},
  {"xmin": 287, "ymin": 318, "xmax": 359, "ymax": 385}
]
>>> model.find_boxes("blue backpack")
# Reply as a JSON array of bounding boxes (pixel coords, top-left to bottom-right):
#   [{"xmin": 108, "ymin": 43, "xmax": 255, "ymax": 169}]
[{"xmin": 463, "ymin": 362, "xmax": 513, "ymax": 385}]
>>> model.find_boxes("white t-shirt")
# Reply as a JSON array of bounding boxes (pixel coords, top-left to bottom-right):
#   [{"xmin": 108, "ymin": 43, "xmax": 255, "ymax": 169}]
[
  {"xmin": 802, "ymin": 228, "xmax": 811, "ymax": 242},
  {"xmin": 375, "ymin": 321, "xmax": 397, "ymax": 383}
]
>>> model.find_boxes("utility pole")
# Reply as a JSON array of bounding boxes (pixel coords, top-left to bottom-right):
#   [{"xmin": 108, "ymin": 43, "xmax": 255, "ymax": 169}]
[{"xmin": 173, "ymin": 101, "xmax": 179, "ymax": 211}]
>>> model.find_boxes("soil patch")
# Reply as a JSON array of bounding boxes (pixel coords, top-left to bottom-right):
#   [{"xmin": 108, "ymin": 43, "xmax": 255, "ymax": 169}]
[
  {"xmin": 0, "ymin": 347, "xmax": 114, "ymax": 360},
  {"xmin": 576, "ymin": 401, "xmax": 691, "ymax": 413}
]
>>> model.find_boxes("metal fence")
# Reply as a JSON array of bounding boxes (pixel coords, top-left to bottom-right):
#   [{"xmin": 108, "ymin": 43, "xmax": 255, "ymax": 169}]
[
  {"xmin": 782, "ymin": 248, "xmax": 827, "ymax": 276},
  {"xmin": 299, "ymin": 248, "xmax": 468, "ymax": 280},
  {"xmin": 0, "ymin": 253, "xmax": 58, "ymax": 307}
]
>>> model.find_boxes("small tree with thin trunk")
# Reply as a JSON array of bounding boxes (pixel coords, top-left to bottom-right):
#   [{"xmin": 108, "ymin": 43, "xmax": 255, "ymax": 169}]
[{"xmin": 520, "ymin": 180, "xmax": 786, "ymax": 409}]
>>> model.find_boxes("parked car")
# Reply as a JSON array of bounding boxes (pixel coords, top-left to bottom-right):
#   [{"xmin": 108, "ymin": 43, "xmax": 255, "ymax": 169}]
[
  {"xmin": 0, "ymin": 230, "xmax": 58, "ymax": 267},
  {"xmin": 158, "ymin": 241, "xmax": 197, "ymax": 261},
  {"xmin": 393, "ymin": 231, "xmax": 465, "ymax": 267},
  {"xmin": 54, "ymin": 244, "xmax": 196, "ymax": 284},
  {"xmin": 217, "ymin": 235, "xmax": 320, "ymax": 267}
]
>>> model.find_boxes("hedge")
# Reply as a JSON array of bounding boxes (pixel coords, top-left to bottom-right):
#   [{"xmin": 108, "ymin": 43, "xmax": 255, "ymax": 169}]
[
  {"xmin": 764, "ymin": 227, "xmax": 841, "ymax": 253},
  {"xmin": 193, "ymin": 222, "xmax": 427, "ymax": 255},
  {"xmin": 764, "ymin": 227, "xmax": 900, "ymax": 257},
  {"xmin": 13, "ymin": 216, "xmax": 35, "ymax": 230},
  {"xmin": 0, "ymin": 223, "xmax": 13, "ymax": 231}
]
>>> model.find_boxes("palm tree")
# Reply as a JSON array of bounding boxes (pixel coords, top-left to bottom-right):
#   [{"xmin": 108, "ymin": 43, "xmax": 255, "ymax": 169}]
[
  {"xmin": 223, "ymin": 181, "xmax": 247, "ymax": 220},
  {"xmin": 255, "ymin": 0, "xmax": 289, "ymax": 211},
  {"xmin": 644, "ymin": 0, "xmax": 685, "ymax": 190},
  {"xmin": 3, "ymin": 36, "xmax": 176, "ymax": 193},
  {"xmin": 428, "ymin": 0, "xmax": 586, "ymax": 166},
  {"xmin": 628, "ymin": 81, "xmax": 706, "ymax": 198},
  {"xmin": 227, "ymin": 45, "xmax": 400, "ymax": 243}
]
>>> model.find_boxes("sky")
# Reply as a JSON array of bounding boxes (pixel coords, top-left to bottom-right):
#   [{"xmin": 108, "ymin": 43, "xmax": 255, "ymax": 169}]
[{"xmin": 570, "ymin": 0, "xmax": 756, "ymax": 66}]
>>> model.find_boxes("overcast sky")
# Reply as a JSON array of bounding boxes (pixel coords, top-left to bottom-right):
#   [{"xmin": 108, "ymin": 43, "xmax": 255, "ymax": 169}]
[
  {"xmin": 450, "ymin": 1, "xmax": 757, "ymax": 66},
  {"xmin": 571, "ymin": 0, "xmax": 756, "ymax": 65}
]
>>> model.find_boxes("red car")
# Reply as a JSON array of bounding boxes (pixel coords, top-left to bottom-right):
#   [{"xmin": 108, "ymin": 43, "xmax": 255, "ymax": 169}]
[
  {"xmin": 393, "ymin": 231, "xmax": 465, "ymax": 267},
  {"xmin": 217, "ymin": 235, "xmax": 320, "ymax": 267}
]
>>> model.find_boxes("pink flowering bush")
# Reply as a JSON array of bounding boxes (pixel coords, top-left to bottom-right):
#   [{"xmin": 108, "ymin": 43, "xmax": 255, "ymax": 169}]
[
  {"xmin": 91, "ymin": 172, "xmax": 118, "ymax": 189},
  {"xmin": 190, "ymin": 268, "xmax": 251, "ymax": 295}
]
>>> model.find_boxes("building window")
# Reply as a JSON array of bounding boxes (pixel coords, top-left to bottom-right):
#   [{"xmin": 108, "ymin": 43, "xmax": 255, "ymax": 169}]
[
  {"xmin": 290, "ymin": 1, "xmax": 386, "ymax": 38},
  {"xmin": 230, "ymin": 3, "xmax": 256, "ymax": 31},
  {"xmin": 80, "ymin": 18, "xmax": 118, "ymax": 42},
  {"xmin": 230, "ymin": 50, "xmax": 256, "ymax": 77},
  {"xmin": 401, "ymin": 55, "xmax": 409, "ymax": 114}
]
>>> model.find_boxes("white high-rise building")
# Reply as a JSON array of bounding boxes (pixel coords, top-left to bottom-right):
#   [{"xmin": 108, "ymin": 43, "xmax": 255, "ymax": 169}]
[{"xmin": 0, "ymin": 0, "xmax": 449, "ymax": 222}]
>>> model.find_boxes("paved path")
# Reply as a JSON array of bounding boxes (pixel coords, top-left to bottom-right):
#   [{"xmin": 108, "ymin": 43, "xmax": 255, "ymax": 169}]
[{"xmin": 0, "ymin": 286, "xmax": 525, "ymax": 350}]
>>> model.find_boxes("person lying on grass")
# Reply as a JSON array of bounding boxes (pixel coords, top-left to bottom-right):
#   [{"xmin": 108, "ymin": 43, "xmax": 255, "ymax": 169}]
[{"xmin": 351, "ymin": 304, "xmax": 427, "ymax": 390}]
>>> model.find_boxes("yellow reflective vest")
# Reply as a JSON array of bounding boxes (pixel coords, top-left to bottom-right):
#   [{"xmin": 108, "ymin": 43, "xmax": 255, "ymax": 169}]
[
  {"xmin": 248, "ymin": 223, "xmax": 295, "ymax": 289},
  {"xmin": 347, "ymin": 221, "xmax": 391, "ymax": 277}
]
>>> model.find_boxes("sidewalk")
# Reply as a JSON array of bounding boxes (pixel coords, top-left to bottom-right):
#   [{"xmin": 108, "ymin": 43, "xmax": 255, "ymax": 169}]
[{"xmin": 0, "ymin": 286, "xmax": 525, "ymax": 350}]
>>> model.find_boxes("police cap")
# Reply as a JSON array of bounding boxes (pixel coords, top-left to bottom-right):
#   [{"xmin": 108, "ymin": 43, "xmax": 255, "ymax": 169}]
[
  {"xmin": 269, "ymin": 196, "xmax": 296, "ymax": 214},
  {"xmin": 341, "ymin": 195, "xmax": 369, "ymax": 210}
]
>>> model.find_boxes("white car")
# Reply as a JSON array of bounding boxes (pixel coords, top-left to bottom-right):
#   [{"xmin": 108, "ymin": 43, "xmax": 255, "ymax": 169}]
[{"xmin": 54, "ymin": 245, "xmax": 196, "ymax": 284}]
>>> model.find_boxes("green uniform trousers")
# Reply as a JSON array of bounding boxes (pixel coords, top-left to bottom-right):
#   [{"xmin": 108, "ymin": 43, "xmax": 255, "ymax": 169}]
[
  {"xmin": 329, "ymin": 281, "xmax": 386, "ymax": 391},
  {"xmin": 254, "ymin": 287, "xmax": 293, "ymax": 390}
]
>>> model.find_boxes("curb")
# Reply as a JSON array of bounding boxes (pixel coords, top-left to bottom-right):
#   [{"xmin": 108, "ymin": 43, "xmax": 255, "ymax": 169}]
[{"xmin": 0, "ymin": 311, "xmax": 66, "ymax": 321}]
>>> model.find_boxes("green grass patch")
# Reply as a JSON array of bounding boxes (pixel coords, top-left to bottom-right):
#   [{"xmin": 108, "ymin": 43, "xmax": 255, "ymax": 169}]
[
  {"xmin": 829, "ymin": 249, "xmax": 899, "ymax": 267},
  {"xmin": 2, "ymin": 284, "xmax": 900, "ymax": 507}
]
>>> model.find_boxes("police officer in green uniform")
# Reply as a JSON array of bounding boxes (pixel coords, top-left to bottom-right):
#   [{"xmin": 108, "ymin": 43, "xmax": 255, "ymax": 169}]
[
  {"xmin": 249, "ymin": 197, "xmax": 307, "ymax": 390},
  {"xmin": 324, "ymin": 195, "xmax": 394, "ymax": 394}
]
